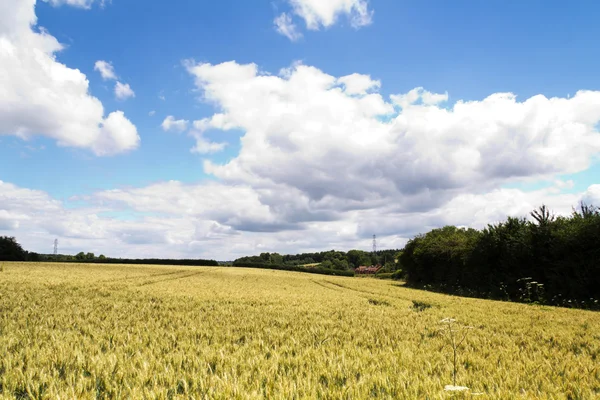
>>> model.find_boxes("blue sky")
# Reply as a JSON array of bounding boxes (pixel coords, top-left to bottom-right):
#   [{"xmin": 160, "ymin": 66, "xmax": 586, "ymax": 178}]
[{"xmin": 1, "ymin": 0, "xmax": 599, "ymax": 258}]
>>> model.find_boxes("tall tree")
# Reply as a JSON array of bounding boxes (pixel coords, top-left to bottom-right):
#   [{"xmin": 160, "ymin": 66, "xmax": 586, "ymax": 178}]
[{"xmin": 0, "ymin": 236, "xmax": 27, "ymax": 261}]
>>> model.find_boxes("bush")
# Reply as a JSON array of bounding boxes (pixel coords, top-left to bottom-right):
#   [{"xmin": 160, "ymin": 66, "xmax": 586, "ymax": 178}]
[{"xmin": 391, "ymin": 270, "xmax": 405, "ymax": 280}]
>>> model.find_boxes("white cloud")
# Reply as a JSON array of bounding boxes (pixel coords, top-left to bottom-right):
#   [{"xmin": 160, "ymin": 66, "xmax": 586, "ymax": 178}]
[
  {"xmin": 188, "ymin": 116, "xmax": 231, "ymax": 154},
  {"xmin": 94, "ymin": 181, "xmax": 286, "ymax": 230},
  {"xmin": 160, "ymin": 115, "xmax": 227, "ymax": 153},
  {"xmin": 0, "ymin": 180, "xmax": 188, "ymax": 256},
  {"xmin": 273, "ymin": 0, "xmax": 373, "ymax": 40},
  {"xmin": 187, "ymin": 61, "xmax": 600, "ymax": 210},
  {"xmin": 93, "ymin": 61, "xmax": 135, "ymax": 101},
  {"xmin": 94, "ymin": 60, "xmax": 117, "ymax": 80},
  {"xmin": 161, "ymin": 116, "xmax": 189, "ymax": 132},
  {"xmin": 274, "ymin": 13, "xmax": 303, "ymax": 41},
  {"xmin": 190, "ymin": 134, "xmax": 227, "ymax": 154},
  {"xmin": 94, "ymin": 61, "xmax": 136, "ymax": 101},
  {"xmin": 3, "ymin": 177, "xmax": 596, "ymax": 260},
  {"xmin": 0, "ymin": 209, "xmax": 28, "ymax": 230},
  {"xmin": 289, "ymin": 0, "xmax": 373, "ymax": 30},
  {"xmin": 0, "ymin": 0, "xmax": 140, "ymax": 156},
  {"xmin": 93, "ymin": 180, "xmax": 589, "ymax": 241},
  {"xmin": 114, "ymin": 81, "xmax": 135, "ymax": 100},
  {"xmin": 95, "ymin": 111, "xmax": 140, "ymax": 155},
  {"xmin": 582, "ymin": 184, "xmax": 600, "ymax": 206},
  {"xmin": 338, "ymin": 73, "xmax": 380, "ymax": 95},
  {"xmin": 148, "ymin": 110, "xmax": 156, "ymax": 117},
  {"xmin": 390, "ymin": 87, "xmax": 448, "ymax": 108},
  {"xmin": 42, "ymin": 0, "xmax": 106, "ymax": 9}
]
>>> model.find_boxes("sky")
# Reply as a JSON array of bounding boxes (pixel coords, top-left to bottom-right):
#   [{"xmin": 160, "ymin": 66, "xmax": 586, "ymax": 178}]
[{"xmin": 1, "ymin": 0, "xmax": 600, "ymax": 260}]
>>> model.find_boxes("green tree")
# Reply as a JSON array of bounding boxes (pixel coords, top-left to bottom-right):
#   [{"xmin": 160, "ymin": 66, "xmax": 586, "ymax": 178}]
[
  {"xmin": 370, "ymin": 253, "xmax": 380, "ymax": 266},
  {"xmin": 0, "ymin": 236, "xmax": 26, "ymax": 261},
  {"xmin": 347, "ymin": 250, "xmax": 371, "ymax": 268},
  {"xmin": 270, "ymin": 253, "xmax": 283, "ymax": 265},
  {"xmin": 331, "ymin": 258, "xmax": 349, "ymax": 270},
  {"xmin": 402, "ymin": 226, "xmax": 481, "ymax": 286}
]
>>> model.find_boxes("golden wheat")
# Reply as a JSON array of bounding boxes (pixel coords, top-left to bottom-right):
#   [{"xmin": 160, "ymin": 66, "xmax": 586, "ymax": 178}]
[{"xmin": 0, "ymin": 262, "xmax": 598, "ymax": 399}]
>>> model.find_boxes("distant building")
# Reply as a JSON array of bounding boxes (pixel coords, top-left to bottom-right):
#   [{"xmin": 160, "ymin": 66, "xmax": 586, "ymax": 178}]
[{"xmin": 354, "ymin": 264, "xmax": 382, "ymax": 274}]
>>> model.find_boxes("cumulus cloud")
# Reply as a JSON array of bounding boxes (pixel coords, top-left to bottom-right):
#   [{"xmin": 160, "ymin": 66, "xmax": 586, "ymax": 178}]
[
  {"xmin": 0, "ymin": 0, "xmax": 140, "ymax": 155},
  {"xmin": 161, "ymin": 116, "xmax": 189, "ymax": 132},
  {"xmin": 114, "ymin": 81, "xmax": 135, "ymax": 100},
  {"xmin": 187, "ymin": 61, "xmax": 600, "ymax": 210},
  {"xmin": 274, "ymin": 13, "xmax": 303, "ymax": 41},
  {"xmin": 274, "ymin": 0, "xmax": 372, "ymax": 40},
  {"xmin": 289, "ymin": 0, "xmax": 373, "ymax": 30},
  {"xmin": 337, "ymin": 73, "xmax": 380, "ymax": 95},
  {"xmin": 95, "ymin": 111, "xmax": 140, "ymax": 155},
  {"xmin": 94, "ymin": 60, "xmax": 116, "ymax": 80}
]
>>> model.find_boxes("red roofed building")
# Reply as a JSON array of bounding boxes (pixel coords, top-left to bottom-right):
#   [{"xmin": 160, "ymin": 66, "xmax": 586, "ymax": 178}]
[{"xmin": 355, "ymin": 264, "xmax": 382, "ymax": 274}]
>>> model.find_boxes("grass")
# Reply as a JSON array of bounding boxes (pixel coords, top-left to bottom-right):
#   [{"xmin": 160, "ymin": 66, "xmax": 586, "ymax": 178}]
[{"xmin": 0, "ymin": 262, "xmax": 599, "ymax": 399}]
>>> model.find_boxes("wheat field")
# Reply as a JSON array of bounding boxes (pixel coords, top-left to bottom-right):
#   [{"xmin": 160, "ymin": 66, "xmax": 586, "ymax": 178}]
[{"xmin": 0, "ymin": 263, "xmax": 598, "ymax": 399}]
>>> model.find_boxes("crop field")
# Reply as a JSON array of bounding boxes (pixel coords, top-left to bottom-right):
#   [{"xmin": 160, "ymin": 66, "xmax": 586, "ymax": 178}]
[{"xmin": 0, "ymin": 263, "xmax": 599, "ymax": 399}]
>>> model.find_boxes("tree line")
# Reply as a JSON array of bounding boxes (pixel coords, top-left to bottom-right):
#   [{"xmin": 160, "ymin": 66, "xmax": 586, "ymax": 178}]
[
  {"xmin": 0, "ymin": 237, "xmax": 218, "ymax": 266},
  {"xmin": 233, "ymin": 248, "xmax": 401, "ymax": 271},
  {"xmin": 1, "ymin": 236, "xmax": 401, "ymax": 276},
  {"xmin": 401, "ymin": 204, "xmax": 600, "ymax": 309}
]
